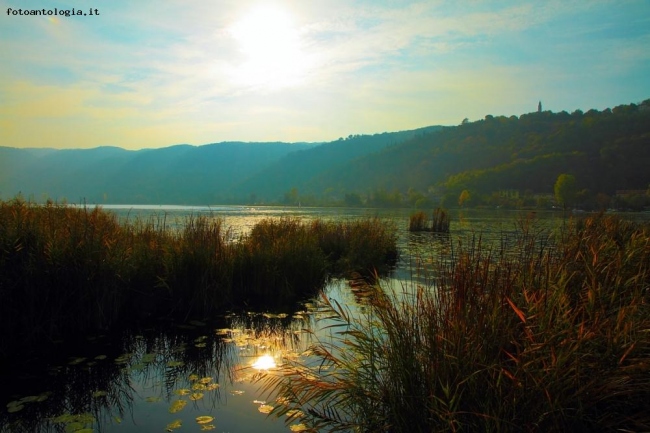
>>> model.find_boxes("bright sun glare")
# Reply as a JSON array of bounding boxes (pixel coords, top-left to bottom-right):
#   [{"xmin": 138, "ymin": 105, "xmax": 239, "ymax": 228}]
[
  {"xmin": 252, "ymin": 354, "xmax": 277, "ymax": 370},
  {"xmin": 229, "ymin": 6, "xmax": 309, "ymax": 89}
]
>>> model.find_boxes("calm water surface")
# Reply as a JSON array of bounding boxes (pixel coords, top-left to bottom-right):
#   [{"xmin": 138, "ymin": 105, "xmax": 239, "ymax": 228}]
[{"xmin": 2, "ymin": 206, "xmax": 645, "ymax": 432}]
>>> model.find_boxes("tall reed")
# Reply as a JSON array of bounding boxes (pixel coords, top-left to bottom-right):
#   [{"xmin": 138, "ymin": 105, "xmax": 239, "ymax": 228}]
[
  {"xmin": 408, "ymin": 208, "xmax": 450, "ymax": 233},
  {"xmin": 408, "ymin": 211, "xmax": 428, "ymax": 231},
  {"xmin": 0, "ymin": 199, "xmax": 399, "ymax": 361},
  {"xmin": 258, "ymin": 214, "xmax": 650, "ymax": 432},
  {"xmin": 431, "ymin": 207, "xmax": 450, "ymax": 233}
]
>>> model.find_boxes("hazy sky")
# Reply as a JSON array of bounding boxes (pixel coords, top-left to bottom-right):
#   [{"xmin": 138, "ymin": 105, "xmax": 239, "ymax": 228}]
[{"xmin": 1, "ymin": 0, "xmax": 649, "ymax": 150}]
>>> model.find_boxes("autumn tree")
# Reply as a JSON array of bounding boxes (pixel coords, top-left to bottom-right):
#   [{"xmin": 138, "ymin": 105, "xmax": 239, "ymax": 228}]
[{"xmin": 554, "ymin": 174, "xmax": 577, "ymax": 209}]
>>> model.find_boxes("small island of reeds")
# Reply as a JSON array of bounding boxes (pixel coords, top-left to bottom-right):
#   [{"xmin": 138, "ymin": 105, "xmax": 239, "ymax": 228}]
[
  {"xmin": 0, "ymin": 198, "xmax": 398, "ymax": 361},
  {"xmin": 408, "ymin": 207, "xmax": 450, "ymax": 233}
]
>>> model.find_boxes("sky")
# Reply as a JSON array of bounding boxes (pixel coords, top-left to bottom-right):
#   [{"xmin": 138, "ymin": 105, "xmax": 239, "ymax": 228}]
[{"xmin": 1, "ymin": 0, "xmax": 649, "ymax": 150}]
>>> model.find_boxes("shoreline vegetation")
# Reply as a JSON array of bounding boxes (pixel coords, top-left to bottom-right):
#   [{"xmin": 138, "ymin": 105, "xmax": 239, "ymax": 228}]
[
  {"xmin": 0, "ymin": 197, "xmax": 398, "ymax": 362},
  {"xmin": 259, "ymin": 214, "xmax": 650, "ymax": 432}
]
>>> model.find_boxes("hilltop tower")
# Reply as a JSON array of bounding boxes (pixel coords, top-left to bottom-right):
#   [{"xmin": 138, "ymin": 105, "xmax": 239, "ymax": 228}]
[{"xmin": 538, "ymin": 101, "xmax": 542, "ymax": 113}]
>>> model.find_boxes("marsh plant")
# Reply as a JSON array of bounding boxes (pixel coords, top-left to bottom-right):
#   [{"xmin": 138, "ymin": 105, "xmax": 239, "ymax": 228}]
[
  {"xmin": 258, "ymin": 214, "xmax": 650, "ymax": 432},
  {"xmin": 409, "ymin": 208, "xmax": 450, "ymax": 233},
  {"xmin": 0, "ymin": 198, "xmax": 398, "ymax": 360}
]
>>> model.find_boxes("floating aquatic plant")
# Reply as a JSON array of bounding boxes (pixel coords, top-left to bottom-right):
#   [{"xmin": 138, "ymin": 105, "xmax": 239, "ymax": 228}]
[
  {"xmin": 196, "ymin": 415, "xmax": 214, "ymax": 424},
  {"xmin": 6, "ymin": 402, "xmax": 24, "ymax": 413},
  {"xmin": 189, "ymin": 392, "xmax": 204, "ymax": 401},
  {"xmin": 168, "ymin": 400, "xmax": 187, "ymax": 414},
  {"xmin": 258, "ymin": 404, "xmax": 274, "ymax": 414},
  {"xmin": 166, "ymin": 419, "xmax": 182, "ymax": 430}
]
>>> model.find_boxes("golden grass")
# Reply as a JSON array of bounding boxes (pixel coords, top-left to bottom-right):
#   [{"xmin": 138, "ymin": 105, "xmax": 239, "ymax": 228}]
[{"xmin": 258, "ymin": 214, "xmax": 650, "ymax": 432}]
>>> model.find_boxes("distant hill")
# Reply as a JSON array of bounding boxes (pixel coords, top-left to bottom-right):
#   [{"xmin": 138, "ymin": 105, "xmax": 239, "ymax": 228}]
[
  {"xmin": 0, "ymin": 127, "xmax": 442, "ymax": 204},
  {"xmin": 0, "ymin": 142, "xmax": 316, "ymax": 204},
  {"xmin": 1, "ymin": 100, "xmax": 649, "ymax": 208},
  {"xmin": 232, "ymin": 126, "xmax": 442, "ymax": 200}
]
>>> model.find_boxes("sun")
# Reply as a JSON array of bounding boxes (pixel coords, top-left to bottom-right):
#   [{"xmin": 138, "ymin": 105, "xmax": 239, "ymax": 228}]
[{"xmin": 228, "ymin": 6, "xmax": 309, "ymax": 90}]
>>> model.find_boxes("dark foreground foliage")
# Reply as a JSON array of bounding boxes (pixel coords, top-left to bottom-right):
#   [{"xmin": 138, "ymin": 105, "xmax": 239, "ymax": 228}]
[
  {"xmin": 0, "ymin": 198, "xmax": 397, "ymax": 361},
  {"xmin": 259, "ymin": 214, "xmax": 650, "ymax": 432}
]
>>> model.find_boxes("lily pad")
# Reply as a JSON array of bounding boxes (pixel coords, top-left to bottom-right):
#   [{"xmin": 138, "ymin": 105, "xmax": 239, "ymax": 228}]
[
  {"xmin": 168, "ymin": 400, "xmax": 187, "ymax": 414},
  {"xmin": 199, "ymin": 377, "xmax": 213, "ymax": 384},
  {"xmin": 64, "ymin": 422, "xmax": 85, "ymax": 433},
  {"xmin": 7, "ymin": 403, "xmax": 24, "ymax": 413},
  {"xmin": 51, "ymin": 412, "xmax": 95, "ymax": 425},
  {"xmin": 200, "ymin": 425, "xmax": 216, "ymax": 431},
  {"xmin": 189, "ymin": 392, "xmax": 204, "ymax": 401},
  {"xmin": 286, "ymin": 409, "xmax": 304, "ymax": 419},
  {"xmin": 196, "ymin": 415, "xmax": 214, "ymax": 424},
  {"xmin": 166, "ymin": 360, "xmax": 185, "ymax": 368},
  {"xmin": 19, "ymin": 395, "xmax": 40, "ymax": 403},
  {"xmin": 114, "ymin": 353, "xmax": 133, "ymax": 364},
  {"xmin": 173, "ymin": 388, "xmax": 191, "ymax": 396},
  {"xmin": 166, "ymin": 419, "xmax": 182, "ymax": 430},
  {"xmin": 290, "ymin": 424, "xmax": 309, "ymax": 432},
  {"xmin": 91, "ymin": 390, "xmax": 108, "ymax": 398},
  {"xmin": 141, "ymin": 353, "xmax": 157, "ymax": 363},
  {"xmin": 258, "ymin": 405, "xmax": 274, "ymax": 414}
]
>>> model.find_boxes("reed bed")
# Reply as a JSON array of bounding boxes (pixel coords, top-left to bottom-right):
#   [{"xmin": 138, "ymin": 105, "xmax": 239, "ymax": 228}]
[
  {"xmin": 432, "ymin": 207, "xmax": 451, "ymax": 233},
  {"xmin": 409, "ymin": 208, "xmax": 450, "ymax": 233},
  {"xmin": 259, "ymin": 214, "xmax": 650, "ymax": 432},
  {"xmin": 0, "ymin": 198, "xmax": 398, "ymax": 360}
]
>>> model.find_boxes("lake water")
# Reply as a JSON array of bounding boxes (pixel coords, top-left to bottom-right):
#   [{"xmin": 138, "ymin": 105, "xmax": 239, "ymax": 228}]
[{"xmin": 2, "ymin": 206, "xmax": 646, "ymax": 432}]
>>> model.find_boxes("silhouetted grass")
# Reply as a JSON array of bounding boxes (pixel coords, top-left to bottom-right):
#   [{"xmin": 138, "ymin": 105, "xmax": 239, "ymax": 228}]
[
  {"xmin": 259, "ymin": 214, "xmax": 650, "ymax": 432},
  {"xmin": 0, "ymin": 198, "xmax": 398, "ymax": 360}
]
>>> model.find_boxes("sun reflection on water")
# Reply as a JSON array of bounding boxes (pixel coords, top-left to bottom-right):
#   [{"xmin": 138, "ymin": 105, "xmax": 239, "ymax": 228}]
[{"xmin": 252, "ymin": 354, "xmax": 277, "ymax": 370}]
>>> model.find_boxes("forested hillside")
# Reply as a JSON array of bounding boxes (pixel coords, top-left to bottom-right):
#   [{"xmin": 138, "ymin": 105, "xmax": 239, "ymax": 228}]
[
  {"xmin": 298, "ymin": 100, "xmax": 650, "ymax": 209},
  {"xmin": 1, "ymin": 100, "xmax": 648, "ymax": 209}
]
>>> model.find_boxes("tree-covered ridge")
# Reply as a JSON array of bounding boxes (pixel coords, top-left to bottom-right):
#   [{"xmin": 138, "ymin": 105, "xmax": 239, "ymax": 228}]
[
  {"xmin": 1, "ymin": 100, "xmax": 648, "ymax": 209},
  {"xmin": 308, "ymin": 100, "xmax": 650, "ymax": 209}
]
